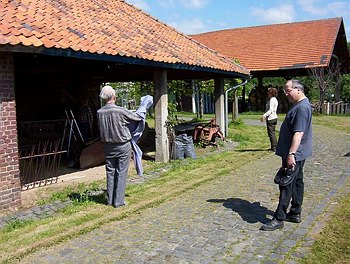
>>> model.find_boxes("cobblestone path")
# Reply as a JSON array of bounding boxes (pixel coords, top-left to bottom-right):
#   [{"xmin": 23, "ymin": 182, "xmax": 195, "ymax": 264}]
[{"xmin": 19, "ymin": 124, "xmax": 350, "ymax": 264}]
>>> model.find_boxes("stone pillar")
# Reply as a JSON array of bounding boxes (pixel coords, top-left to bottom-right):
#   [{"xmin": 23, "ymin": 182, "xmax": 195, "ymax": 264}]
[
  {"xmin": 214, "ymin": 78, "xmax": 225, "ymax": 136},
  {"xmin": 154, "ymin": 71, "xmax": 169, "ymax": 162},
  {"xmin": 0, "ymin": 52, "xmax": 21, "ymax": 212}
]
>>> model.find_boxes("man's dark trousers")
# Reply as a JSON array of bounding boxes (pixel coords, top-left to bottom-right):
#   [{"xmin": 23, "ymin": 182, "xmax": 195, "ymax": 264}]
[{"xmin": 275, "ymin": 159, "xmax": 305, "ymax": 220}]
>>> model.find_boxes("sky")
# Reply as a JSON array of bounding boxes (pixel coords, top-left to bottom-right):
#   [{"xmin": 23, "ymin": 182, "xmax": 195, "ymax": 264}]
[{"xmin": 125, "ymin": 0, "xmax": 350, "ymax": 39}]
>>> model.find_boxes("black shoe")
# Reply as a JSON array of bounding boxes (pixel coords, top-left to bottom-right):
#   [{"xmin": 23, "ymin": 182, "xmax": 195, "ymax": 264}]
[
  {"xmin": 260, "ymin": 218, "xmax": 284, "ymax": 231},
  {"xmin": 285, "ymin": 212, "xmax": 301, "ymax": 223}
]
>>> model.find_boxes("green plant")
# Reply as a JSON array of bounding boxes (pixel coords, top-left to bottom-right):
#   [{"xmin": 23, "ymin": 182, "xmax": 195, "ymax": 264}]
[
  {"xmin": 0, "ymin": 122, "xmax": 273, "ymax": 263},
  {"xmin": 3, "ymin": 218, "xmax": 34, "ymax": 232},
  {"xmin": 3, "ymin": 115, "xmax": 349, "ymax": 263},
  {"xmin": 300, "ymin": 191, "xmax": 350, "ymax": 264},
  {"xmin": 231, "ymin": 133, "xmax": 250, "ymax": 144},
  {"xmin": 230, "ymin": 118, "xmax": 244, "ymax": 127}
]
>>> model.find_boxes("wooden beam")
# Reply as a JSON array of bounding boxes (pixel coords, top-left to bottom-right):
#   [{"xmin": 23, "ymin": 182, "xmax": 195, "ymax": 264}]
[{"xmin": 154, "ymin": 71, "xmax": 169, "ymax": 162}]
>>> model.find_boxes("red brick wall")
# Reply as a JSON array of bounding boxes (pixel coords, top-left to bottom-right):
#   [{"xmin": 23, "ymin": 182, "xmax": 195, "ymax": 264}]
[{"xmin": 0, "ymin": 52, "xmax": 21, "ymax": 212}]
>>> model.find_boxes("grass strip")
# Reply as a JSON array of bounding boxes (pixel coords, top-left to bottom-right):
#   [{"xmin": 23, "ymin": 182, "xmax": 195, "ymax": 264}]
[
  {"xmin": 0, "ymin": 150, "xmax": 269, "ymax": 263},
  {"xmin": 300, "ymin": 192, "xmax": 350, "ymax": 264},
  {"xmin": 2, "ymin": 114, "xmax": 348, "ymax": 263}
]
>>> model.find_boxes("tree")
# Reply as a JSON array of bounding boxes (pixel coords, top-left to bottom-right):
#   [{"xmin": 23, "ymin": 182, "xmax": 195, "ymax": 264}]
[
  {"xmin": 224, "ymin": 78, "xmax": 242, "ymax": 120},
  {"xmin": 340, "ymin": 74, "xmax": 350, "ymax": 102},
  {"xmin": 308, "ymin": 57, "xmax": 341, "ymax": 113}
]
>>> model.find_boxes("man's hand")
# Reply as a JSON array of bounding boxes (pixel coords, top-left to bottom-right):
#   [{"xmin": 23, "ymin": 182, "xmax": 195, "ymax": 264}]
[{"xmin": 287, "ymin": 155, "xmax": 296, "ymax": 170}]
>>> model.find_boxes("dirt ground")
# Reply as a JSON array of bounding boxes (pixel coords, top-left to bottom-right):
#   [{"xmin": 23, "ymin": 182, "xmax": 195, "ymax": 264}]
[
  {"xmin": 1, "ymin": 158, "xmax": 152, "ymax": 218},
  {"xmin": 20, "ymin": 164, "xmax": 107, "ymax": 210},
  {"xmin": 18, "ymin": 138, "xmax": 234, "ymax": 213}
]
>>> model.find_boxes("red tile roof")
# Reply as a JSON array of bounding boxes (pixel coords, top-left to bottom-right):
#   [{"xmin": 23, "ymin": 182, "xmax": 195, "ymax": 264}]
[
  {"xmin": 191, "ymin": 17, "xmax": 347, "ymax": 72},
  {"xmin": 0, "ymin": 0, "xmax": 248, "ymax": 76}
]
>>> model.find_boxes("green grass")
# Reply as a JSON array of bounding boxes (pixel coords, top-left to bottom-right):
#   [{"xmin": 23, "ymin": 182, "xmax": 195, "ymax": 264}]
[
  {"xmin": 237, "ymin": 113, "xmax": 350, "ymax": 264},
  {"xmin": 0, "ymin": 121, "xmax": 271, "ymax": 263},
  {"xmin": 300, "ymin": 191, "xmax": 350, "ymax": 264},
  {"xmin": 227, "ymin": 118, "xmax": 276, "ymax": 150},
  {"xmin": 3, "ymin": 218, "xmax": 35, "ymax": 233},
  {"xmin": 1, "ymin": 112, "xmax": 349, "ymax": 263},
  {"xmin": 311, "ymin": 114, "xmax": 350, "ymax": 134}
]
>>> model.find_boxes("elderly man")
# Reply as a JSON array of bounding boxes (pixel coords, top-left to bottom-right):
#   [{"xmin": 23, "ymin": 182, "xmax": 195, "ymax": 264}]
[
  {"xmin": 97, "ymin": 85, "xmax": 150, "ymax": 208},
  {"xmin": 261, "ymin": 79, "xmax": 313, "ymax": 231}
]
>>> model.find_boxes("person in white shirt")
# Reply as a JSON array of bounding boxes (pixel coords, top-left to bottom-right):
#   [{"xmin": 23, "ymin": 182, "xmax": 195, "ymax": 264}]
[{"xmin": 260, "ymin": 87, "xmax": 278, "ymax": 151}]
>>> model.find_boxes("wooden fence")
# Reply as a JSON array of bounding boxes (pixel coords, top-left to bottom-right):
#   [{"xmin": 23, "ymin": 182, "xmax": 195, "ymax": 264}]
[{"xmin": 322, "ymin": 101, "xmax": 349, "ymax": 115}]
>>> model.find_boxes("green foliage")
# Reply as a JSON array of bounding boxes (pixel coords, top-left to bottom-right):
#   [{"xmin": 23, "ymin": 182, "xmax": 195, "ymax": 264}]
[
  {"xmin": 244, "ymin": 77, "xmax": 285, "ymax": 97},
  {"xmin": 190, "ymin": 116, "xmax": 206, "ymax": 123},
  {"xmin": 69, "ymin": 182, "xmax": 105, "ymax": 205},
  {"xmin": 168, "ymin": 80, "xmax": 192, "ymax": 97},
  {"xmin": 224, "ymin": 78, "xmax": 244, "ymax": 100},
  {"xmin": 166, "ymin": 101, "xmax": 182, "ymax": 128},
  {"xmin": 244, "ymin": 79, "xmax": 256, "ymax": 96},
  {"xmin": 240, "ymin": 111, "xmax": 264, "ymax": 116},
  {"xmin": 3, "ymin": 218, "xmax": 34, "ymax": 232},
  {"xmin": 231, "ymin": 133, "xmax": 250, "ymax": 145},
  {"xmin": 167, "ymin": 101, "xmax": 177, "ymax": 118},
  {"xmin": 229, "ymin": 118, "xmax": 245, "ymax": 127},
  {"xmin": 227, "ymin": 116, "xmax": 270, "ymax": 150},
  {"xmin": 3, "ymin": 114, "xmax": 350, "ymax": 262},
  {"xmin": 301, "ymin": 192, "xmax": 350, "ymax": 264},
  {"xmin": 108, "ymin": 81, "xmax": 154, "ymax": 108},
  {"xmin": 198, "ymin": 80, "xmax": 214, "ymax": 94},
  {"xmin": 261, "ymin": 77, "xmax": 287, "ymax": 88},
  {"xmin": 341, "ymin": 74, "xmax": 350, "ymax": 102},
  {"xmin": 107, "ymin": 72, "xmax": 350, "ymax": 114},
  {"xmin": 312, "ymin": 114, "xmax": 350, "ymax": 134},
  {"xmin": 37, "ymin": 188, "xmax": 74, "ymax": 205},
  {"xmin": 38, "ymin": 182, "xmax": 104, "ymax": 206},
  {"xmin": 243, "ymin": 74, "xmax": 350, "ymax": 107}
]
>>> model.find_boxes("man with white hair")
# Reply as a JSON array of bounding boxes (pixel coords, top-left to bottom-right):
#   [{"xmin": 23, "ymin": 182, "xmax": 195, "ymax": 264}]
[{"xmin": 97, "ymin": 85, "xmax": 145, "ymax": 208}]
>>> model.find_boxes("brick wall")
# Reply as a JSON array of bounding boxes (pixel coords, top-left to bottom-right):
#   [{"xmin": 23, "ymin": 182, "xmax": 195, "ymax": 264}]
[{"xmin": 0, "ymin": 52, "xmax": 21, "ymax": 212}]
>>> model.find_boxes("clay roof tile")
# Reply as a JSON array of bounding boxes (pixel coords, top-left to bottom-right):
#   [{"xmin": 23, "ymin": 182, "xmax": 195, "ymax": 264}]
[
  {"xmin": 192, "ymin": 17, "xmax": 346, "ymax": 72},
  {"xmin": 0, "ymin": 0, "xmax": 248, "ymax": 75}
]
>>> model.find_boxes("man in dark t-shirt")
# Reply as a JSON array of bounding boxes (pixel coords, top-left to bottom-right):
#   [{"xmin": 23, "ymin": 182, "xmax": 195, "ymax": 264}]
[{"xmin": 261, "ymin": 79, "xmax": 313, "ymax": 231}]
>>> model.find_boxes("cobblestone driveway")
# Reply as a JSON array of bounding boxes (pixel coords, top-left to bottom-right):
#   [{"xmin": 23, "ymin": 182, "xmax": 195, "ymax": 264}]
[{"xmin": 20, "ymin": 123, "xmax": 350, "ymax": 264}]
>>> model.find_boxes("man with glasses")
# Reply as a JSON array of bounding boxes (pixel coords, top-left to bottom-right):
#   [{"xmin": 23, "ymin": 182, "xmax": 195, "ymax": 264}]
[{"xmin": 261, "ymin": 79, "xmax": 313, "ymax": 231}]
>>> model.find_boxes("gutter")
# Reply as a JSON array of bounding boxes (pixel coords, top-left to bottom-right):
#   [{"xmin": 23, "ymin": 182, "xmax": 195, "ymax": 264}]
[
  {"xmin": 225, "ymin": 78, "xmax": 249, "ymax": 137},
  {"xmin": 1, "ymin": 44, "xmax": 249, "ymax": 79}
]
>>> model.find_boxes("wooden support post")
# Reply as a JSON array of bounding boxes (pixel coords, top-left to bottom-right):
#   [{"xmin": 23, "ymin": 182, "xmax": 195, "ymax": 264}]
[
  {"xmin": 154, "ymin": 71, "xmax": 169, "ymax": 162},
  {"xmin": 241, "ymin": 84, "xmax": 246, "ymax": 112},
  {"xmin": 232, "ymin": 89, "xmax": 239, "ymax": 121},
  {"xmin": 257, "ymin": 77, "xmax": 264, "ymax": 111},
  {"xmin": 214, "ymin": 78, "xmax": 225, "ymax": 137}
]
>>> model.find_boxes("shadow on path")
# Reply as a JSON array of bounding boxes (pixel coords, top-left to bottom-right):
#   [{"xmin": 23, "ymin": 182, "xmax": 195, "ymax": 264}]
[{"xmin": 207, "ymin": 198, "xmax": 274, "ymax": 224}]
